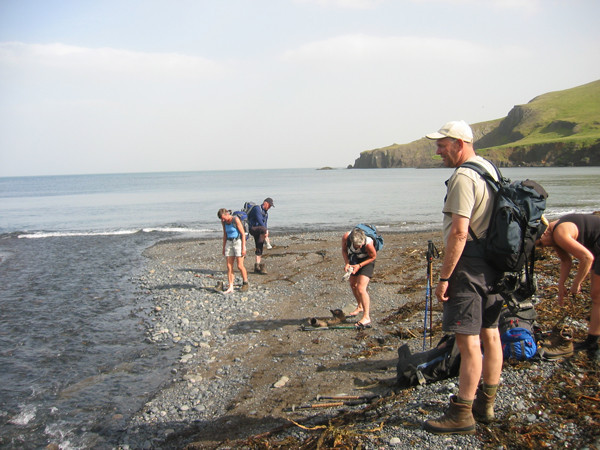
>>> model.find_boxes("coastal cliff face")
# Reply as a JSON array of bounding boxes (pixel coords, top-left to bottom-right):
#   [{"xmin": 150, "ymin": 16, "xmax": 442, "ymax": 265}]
[
  {"xmin": 351, "ymin": 80, "xmax": 600, "ymax": 168},
  {"xmin": 352, "ymin": 135, "xmax": 600, "ymax": 168}
]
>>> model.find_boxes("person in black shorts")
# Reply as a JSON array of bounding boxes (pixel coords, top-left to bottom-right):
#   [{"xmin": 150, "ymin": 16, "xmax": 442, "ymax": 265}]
[
  {"xmin": 342, "ymin": 227, "xmax": 376, "ymax": 328},
  {"xmin": 537, "ymin": 213, "xmax": 600, "ymax": 353},
  {"xmin": 248, "ymin": 197, "xmax": 274, "ymax": 274},
  {"xmin": 423, "ymin": 120, "xmax": 504, "ymax": 434}
]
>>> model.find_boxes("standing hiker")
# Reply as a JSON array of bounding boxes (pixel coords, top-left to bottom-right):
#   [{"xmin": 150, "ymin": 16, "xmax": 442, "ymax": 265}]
[
  {"xmin": 537, "ymin": 213, "xmax": 600, "ymax": 354},
  {"xmin": 218, "ymin": 208, "xmax": 249, "ymax": 293},
  {"xmin": 423, "ymin": 120, "xmax": 504, "ymax": 434},
  {"xmin": 342, "ymin": 227, "xmax": 377, "ymax": 328},
  {"xmin": 248, "ymin": 197, "xmax": 274, "ymax": 274}
]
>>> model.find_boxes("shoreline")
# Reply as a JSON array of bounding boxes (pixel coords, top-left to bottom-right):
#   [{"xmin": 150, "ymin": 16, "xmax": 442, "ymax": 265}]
[{"xmin": 119, "ymin": 230, "xmax": 598, "ymax": 449}]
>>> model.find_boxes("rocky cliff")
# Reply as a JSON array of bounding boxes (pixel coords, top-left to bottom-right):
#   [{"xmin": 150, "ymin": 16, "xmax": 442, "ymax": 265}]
[{"xmin": 351, "ymin": 80, "xmax": 600, "ymax": 168}]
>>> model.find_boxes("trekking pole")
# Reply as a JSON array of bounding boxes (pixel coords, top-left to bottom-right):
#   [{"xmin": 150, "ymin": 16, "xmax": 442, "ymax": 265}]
[{"xmin": 423, "ymin": 240, "xmax": 439, "ymax": 350}]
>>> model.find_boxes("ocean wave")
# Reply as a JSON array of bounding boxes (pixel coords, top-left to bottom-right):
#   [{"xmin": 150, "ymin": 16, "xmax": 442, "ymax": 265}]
[
  {"xmin": 141, "ymin": 226, "xmax": 213, "ymax": 234},
  {"xmin": 16, "ymin": 227, "xmax": 215, "ymax": 239},
  {"xmin": 18, "ymin": 230, "xmax": 141, "ymax": 239}
]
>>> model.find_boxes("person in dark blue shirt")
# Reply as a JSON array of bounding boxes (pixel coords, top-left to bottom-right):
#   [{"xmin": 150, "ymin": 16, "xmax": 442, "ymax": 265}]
[{"xmin": 248, "ymin": 197, "xmax": 274, "ymax": 274}]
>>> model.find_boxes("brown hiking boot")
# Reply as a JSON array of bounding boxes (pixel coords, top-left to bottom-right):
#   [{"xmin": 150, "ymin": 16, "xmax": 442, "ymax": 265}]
[
  {"xmin": 423, "ymin": 396, "xmax": 476, "ymax": 435},
  {"xmin": 472, "ymin": 388, "xmax": 496, "ymax": 423},
  {"xmin": 258, "ymin": 263, "xmax": 268, "ymax": 274},
  {"xmin": 540, "ymin": 325, "xmax": 572, "ymax": 347},
  {"xmin": 240, "ymin": 281, "xmax": 249, "ymax": 292},
  {"xmin": 254, "ymin": 263, "xmax": 261, "ymax": 274},
  {"xmin": 539, "ymin": 326, "xmax": 574, "ymax": 360}
]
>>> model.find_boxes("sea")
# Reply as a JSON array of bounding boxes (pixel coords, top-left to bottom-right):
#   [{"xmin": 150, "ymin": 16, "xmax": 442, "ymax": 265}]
[{"xmin": 1, "ymin": 166, "xmax": 599, "ymax": 449}]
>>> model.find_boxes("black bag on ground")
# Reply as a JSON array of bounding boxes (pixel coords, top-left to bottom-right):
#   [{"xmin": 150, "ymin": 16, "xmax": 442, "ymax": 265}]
[{"xmin": 396, "ymin": 334, "xmax": 461, "ymax": 387}]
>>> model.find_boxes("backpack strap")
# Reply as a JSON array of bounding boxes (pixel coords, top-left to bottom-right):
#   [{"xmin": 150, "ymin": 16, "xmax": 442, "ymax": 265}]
[
  {"xmin": 460, "ymin": 159, "xmax": 503, "ymax": 187},
  {"xmin": 509, "ymin": 341, "xmax": 526, "ymax": 361},
  {"xmin": 459, "ymin": 160, "xmax": 502, "ymax": 243}
]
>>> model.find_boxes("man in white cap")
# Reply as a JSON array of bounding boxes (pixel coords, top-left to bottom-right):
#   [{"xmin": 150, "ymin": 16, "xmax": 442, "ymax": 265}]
[{"xmin": 422, "ymin": 121, "xmax": 504, "ymax": 434}]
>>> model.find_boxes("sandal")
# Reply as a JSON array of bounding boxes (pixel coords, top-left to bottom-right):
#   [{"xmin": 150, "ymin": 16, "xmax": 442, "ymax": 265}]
[{"xmin": 355, "ymin": 320, "xmax": 372, "ymax": 329}]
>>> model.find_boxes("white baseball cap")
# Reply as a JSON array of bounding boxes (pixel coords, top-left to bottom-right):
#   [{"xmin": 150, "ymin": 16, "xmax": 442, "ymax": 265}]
[{"xmin": 426, "ymin": 120, "xmax": 473, "ymax": 143}]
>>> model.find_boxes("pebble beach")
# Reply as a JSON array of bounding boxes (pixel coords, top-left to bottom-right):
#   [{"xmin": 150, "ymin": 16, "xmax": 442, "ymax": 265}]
[{"xmin": 118, "ymin": 231, "xmax": 599, "ymax": 449}]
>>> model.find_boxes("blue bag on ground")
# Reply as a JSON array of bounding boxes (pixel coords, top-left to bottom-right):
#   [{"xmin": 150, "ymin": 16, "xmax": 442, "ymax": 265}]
[
  {"xmin": 501, "ymin": 327, "xmax": 537, "ymax": 361},
  {"xmin": 498, "ymin": 303, "xmax": 538, "ymax": 361}
]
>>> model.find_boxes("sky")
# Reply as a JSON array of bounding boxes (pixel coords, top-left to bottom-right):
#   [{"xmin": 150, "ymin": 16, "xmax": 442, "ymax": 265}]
[{"xmin": 0, "ymin": 0, "xmax": 599, "ymax": 177}]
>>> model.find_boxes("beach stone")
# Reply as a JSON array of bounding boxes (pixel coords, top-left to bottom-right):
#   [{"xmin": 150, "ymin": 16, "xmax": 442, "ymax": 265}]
[{"xmin": 273, "ymin": 376, "xmax": 289, "ymax": 388}]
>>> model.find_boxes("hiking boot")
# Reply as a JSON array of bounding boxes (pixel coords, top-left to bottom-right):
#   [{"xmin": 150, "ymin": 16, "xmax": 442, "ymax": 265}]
[
  {"xmin": 258, "ymin": 263, "xmax": 268, "ymax": 274},
  {"xmin": 254, "ymin": 263, "xmax": 261, "ymax": 274},
  {"xmin": 539, "ymin": 325, "xmax": 573, "ymax": 347},
  {"xmin": 423, "ymin": 396, "xmax": 476, "ymax": 435},
  {"xmin": 539, "ymin": 328, "xmax": 574, "ymax": 360},
  {"xmin": 240, "ymin": 281, "xmax": 249, "ymax": 292},
  {"xmin": 472, "ymin": 388, "xmax": 496, "ymax": 424}
]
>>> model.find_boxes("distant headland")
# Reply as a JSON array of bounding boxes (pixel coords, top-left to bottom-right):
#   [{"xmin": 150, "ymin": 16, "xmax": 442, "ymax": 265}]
[{"xmin": 350, "ymin": 79, "xmax": 600, "ymax": 169}]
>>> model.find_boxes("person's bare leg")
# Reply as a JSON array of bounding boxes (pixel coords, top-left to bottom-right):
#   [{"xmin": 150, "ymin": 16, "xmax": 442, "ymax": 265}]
[
  {"xmin": 353, "ymin": 275, "xmax": 371, "ymax": 325},
  {"xmin": 223, "ymin": 256, "xmax": 235, "ymax": 293}
]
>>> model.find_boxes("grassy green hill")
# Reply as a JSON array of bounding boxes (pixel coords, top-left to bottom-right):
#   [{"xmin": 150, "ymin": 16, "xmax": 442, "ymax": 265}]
[{"xmin": 352, "ymin": 80, "xmax": 600, "ymax": 168}]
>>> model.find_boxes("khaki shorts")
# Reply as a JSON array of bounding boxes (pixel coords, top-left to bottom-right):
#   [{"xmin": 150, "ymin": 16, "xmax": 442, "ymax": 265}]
[{"xmin": 225, "ymin": 238, "xmax": 243, "ymax": 257}]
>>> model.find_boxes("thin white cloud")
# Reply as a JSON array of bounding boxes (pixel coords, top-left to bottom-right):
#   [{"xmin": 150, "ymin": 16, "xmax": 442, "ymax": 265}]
[
  {"xmin": 295, "ymin": 0, "xmax": 541, "ymax": 12},
  {"xmin": 410, "ymin": 0, "xmax": 541, "ymax": 13},
  {"xmin": 293, "ymin": 0, "xmax": 385, "ymax": 9},
  {"xmin": 281, "ymin": 34, "xmax": 527, "ymax": 65},
  {"xmin": 0, "ymin": 42, "xmax": 226, "ymax": 80}
]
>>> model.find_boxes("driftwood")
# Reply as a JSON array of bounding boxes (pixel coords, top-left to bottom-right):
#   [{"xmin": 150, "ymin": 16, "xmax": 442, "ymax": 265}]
[{"xmin": 308, "ymin": 309, "xmax": 347, "ymax": 327}]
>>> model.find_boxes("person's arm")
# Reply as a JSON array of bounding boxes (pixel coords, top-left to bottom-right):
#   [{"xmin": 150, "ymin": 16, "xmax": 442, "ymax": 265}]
[
  {"xmin": 221, "ymin": 222, "xmax": 227, "ymax": 256},
  {"xmin": 249, "ymin": 205, "xmax": 266, "ymax": 228},
  {"xmin": 234, "ymin": 217, "xmax": 247, "ymax": 256},
  {"xmin": 554, "ymin": 222, "xmax": 595, "ymax": 302},
  {"xmin": 257, "ymin": 207, "xmax": 267, "ymax": 228},
  {"xmin": 356, "ymin": 241, "xmax": 377, "ymax": 270},
  {"xmin": 435, "ymin": 214, "xmax": 470, "ymax": 302},
  {"xmin": 554, "ymin": 245, "xmax": 572, "ymax": 305},
  {"xmin": 342, "ymin": 233, "xmax": 350, "ymax": 269}
]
